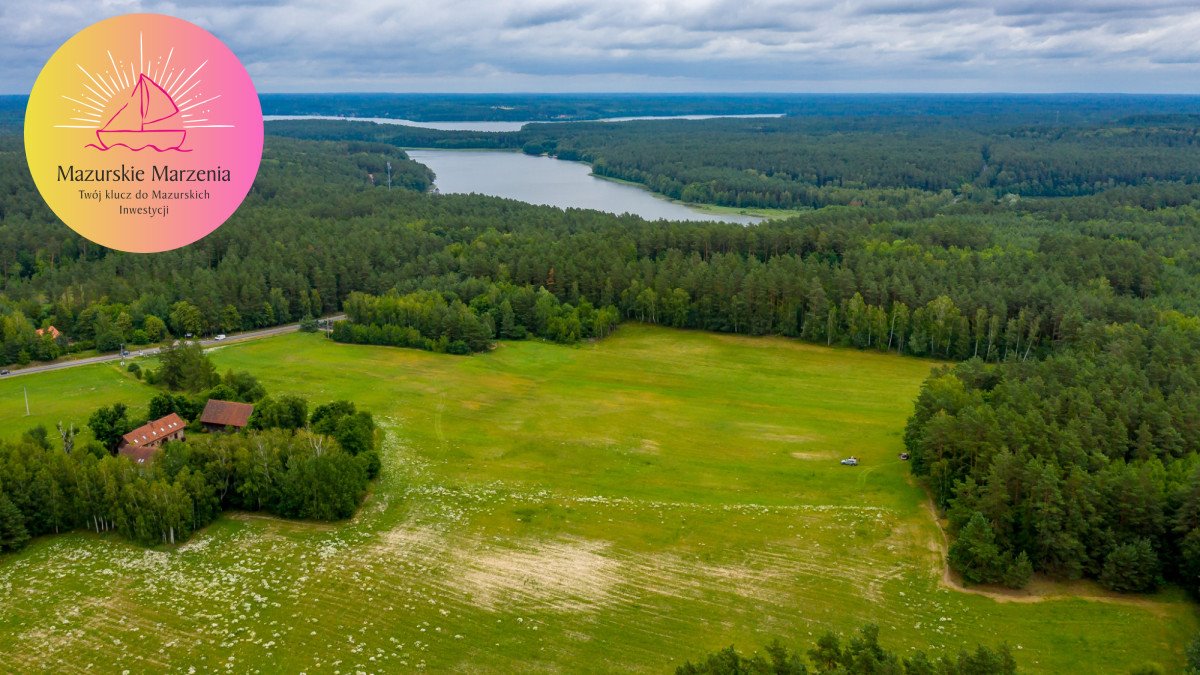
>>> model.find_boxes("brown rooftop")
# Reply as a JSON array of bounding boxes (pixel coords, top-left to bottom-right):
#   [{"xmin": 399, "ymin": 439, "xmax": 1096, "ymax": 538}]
[
  {"xmin": 121, "ymin": 413, "xmax": 186, "ymax": 449},
  {"xmin": 200, "ymin": 399, "xmax": 254, "ymax": 428},
  {"xmin": 119, "ymin": 443, "xmax": 161, "ymax": 464}
]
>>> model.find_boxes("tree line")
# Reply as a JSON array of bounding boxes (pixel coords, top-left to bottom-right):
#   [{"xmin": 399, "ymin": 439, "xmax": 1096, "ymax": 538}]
[
  {"xmin": 675, "ymin": 624, "xmax": 1017, "ymax": 675},
  {"xmin": 334, "ymin": 283, "xmax": 620, "ymax": 353}
]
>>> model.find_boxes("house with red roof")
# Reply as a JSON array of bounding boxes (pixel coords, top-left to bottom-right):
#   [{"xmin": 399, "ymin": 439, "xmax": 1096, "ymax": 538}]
[{"xmin": 199, "ymin": 399, "xmax": 255, "ymax": 432}]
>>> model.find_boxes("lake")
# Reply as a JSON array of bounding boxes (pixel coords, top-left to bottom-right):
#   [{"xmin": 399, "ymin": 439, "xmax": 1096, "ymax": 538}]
[
  {"xmin": 405, "ymin": 150, "xmax": 762, "ymax": 224},
  {"xmin": 264, "ymin": 116, "xmax": 529, "ymax": 131},
  {"xmin": 263, "ymin": 113, "xmax": 784, "ymax": 132}
]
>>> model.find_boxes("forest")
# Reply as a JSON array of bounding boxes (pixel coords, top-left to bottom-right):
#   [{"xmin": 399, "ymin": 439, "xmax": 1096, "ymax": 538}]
[
  {"xmin": 334, "ymin": 285, "xmax": 619, "ymax": 353},
  {"xmin": 675, "ymin": 624, "xmax": 1018, "ymax": 675},
  {"xmin": 262, "ymin": 94, "xmax": 1200, "ymax": 210},
  {"xmin": 3, "ymin": 97, "xmax": 1200, "ymax": 597}
]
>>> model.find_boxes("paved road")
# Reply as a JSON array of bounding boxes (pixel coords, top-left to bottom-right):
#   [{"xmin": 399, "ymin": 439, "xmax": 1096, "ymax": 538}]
[{"xmin": 0, "ymin": 315, "xmax": 346, "ymax": 380}]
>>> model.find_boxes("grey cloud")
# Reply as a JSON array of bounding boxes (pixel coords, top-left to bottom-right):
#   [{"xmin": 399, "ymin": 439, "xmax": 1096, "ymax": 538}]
[
  {"xmin": 1, "ymin": 0, "xmax": 1199, "ymax": 93},
  {"xmin": 851, "ymin": 0, "xmax": 981, "ymax": 17},
  {"xmin": 504, "ymin": 3, "xmax": 588, "ymax": 28},
  {"xmin": 990, "ymin": 0, "xmax": 1198, "ymax": 17}
]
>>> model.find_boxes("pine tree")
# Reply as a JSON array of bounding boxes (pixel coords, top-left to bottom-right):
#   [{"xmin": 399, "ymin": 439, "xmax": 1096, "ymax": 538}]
[
  {"xmin": 0, "ymin": 491, "xmax": 30, "ymax": 552},
  {"xmin": 948, "ymin": 512, "xmax": 1005, "ymax": 584}
]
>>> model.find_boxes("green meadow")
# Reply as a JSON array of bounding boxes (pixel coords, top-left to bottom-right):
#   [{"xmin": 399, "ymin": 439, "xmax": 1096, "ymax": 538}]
[{"xmin": 0, "ymin": 325, "xmax": 1194, "ymax": 672}]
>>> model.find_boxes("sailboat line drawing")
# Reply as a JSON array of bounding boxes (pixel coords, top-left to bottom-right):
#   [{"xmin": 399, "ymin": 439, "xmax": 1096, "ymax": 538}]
[{"xmin": 86, "ymin": 73, "xmax": 190, "ymax": 152}]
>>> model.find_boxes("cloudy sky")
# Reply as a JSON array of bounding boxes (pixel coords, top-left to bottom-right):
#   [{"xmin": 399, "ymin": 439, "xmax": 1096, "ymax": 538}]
[{"xmin": 3, "ymin": 0, "xmax": 1199, "ymax": 93}]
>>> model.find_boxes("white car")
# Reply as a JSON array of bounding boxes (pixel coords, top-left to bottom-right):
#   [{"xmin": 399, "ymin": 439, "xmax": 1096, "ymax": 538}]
[
  {"xmin": 214, "ymin": 334, "xmax": 227, "ymax": 341},
  {"xmin": 840, "ymin": 457, "xmax": 859, "ymax": 466}
]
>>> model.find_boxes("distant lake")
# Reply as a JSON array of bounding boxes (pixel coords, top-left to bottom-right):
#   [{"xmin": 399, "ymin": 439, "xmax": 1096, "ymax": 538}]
[
  {"xmin": 264, "ymin": 116, "xmax": 528, "ymax": 131},
  {"xmin": 264, "ymin": 113, "xmax": 784, "ymax": 132},
  {"xmin": 405, "ymin": 150, "xmax": 762, "ymax": 225}
]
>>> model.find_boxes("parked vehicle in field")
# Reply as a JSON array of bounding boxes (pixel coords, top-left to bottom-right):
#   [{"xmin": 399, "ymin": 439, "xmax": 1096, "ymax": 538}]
[{"xmin": 841, "ymin": 457, "xmax": 859, "ymax": 466}]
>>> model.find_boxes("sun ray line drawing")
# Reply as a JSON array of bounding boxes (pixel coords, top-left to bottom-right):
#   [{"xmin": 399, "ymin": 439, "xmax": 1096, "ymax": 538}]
[
  {"xmin": 180, "ymin": 94, "xmax": 219, "ymax": 112},
  {"xmin": 77, "ymin": 64, "xmax": 113, "ymax": 98},
  {"xmin": 82, "ymin": 83, "xmax": 109, "ymax": 103},
  {"xmin": 165, "ymin": 67, "xmax": 187, "ymax": 94},
  {"xmin": 156, "ymin": 47, "xmax": 174, "ymax": 83},
  {"xmin": 107, "ymin": 51, "xmax": 127, "ymax": 89},
  {"xmin": 62, "ymin": 36, "xmax": 233, "ymax": 152},
  {"xmin": 174, "ymin": 79, "xmax": 202, "ymax": 102},
  {"xmin": 170, "ymin": 59, "xmax": 207, "ymax": 98},
  {"xmin": 62, "ymin": 95, "xmax": 103, "ymax": 113}
]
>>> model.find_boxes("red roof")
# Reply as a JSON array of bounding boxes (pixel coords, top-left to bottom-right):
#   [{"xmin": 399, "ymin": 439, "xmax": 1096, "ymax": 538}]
[
  {"xmin": 119, "ymin": 443, "xmax": 161, "ymax": 464},
  {"xmin": 200, "ymin": 399, "xmax": 254, "ymax": 428},
  {"xmin": 36, "ymin": 325, "xmax": 61, "ymax": 339},
  {"xmin": 120, "ymin": 413, "xmax": 186, "ymax": 451}
]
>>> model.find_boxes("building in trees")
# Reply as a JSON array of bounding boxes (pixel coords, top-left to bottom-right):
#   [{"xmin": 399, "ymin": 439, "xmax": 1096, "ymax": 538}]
[
  {"xmin": 199, "ymin": 399, "xmax": 254, "ymax": 432},
  {"xmin": 117, "ymin": 413, "xmax": 186, "ymax": 463}
]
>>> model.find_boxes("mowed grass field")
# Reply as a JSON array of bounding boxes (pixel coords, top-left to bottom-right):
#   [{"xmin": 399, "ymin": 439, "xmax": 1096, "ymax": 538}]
[{"xmin": 0, "ymin": 325, "xmax": 1195, "ymax": 673}]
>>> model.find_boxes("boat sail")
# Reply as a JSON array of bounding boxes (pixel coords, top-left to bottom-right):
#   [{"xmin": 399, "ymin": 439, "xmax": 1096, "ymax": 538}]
[{"xmin": 95, "ymin": 74, "xmax": 187, "ymax": 151}]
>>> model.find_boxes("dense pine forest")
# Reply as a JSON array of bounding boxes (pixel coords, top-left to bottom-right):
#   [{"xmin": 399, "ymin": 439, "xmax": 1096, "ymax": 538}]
[{"xmin": 4, "ymin": 96, "xmax": 1200, "ymax": 596}]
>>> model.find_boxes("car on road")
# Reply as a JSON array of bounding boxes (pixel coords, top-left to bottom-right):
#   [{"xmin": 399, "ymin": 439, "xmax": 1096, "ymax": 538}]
[
  {"xmin": 215, "ymin": 334, "xmax": 227, "ymax": 341},
  {"xmin": 0, "ymin": 370, "xmax": 9, "ymax": 376}
]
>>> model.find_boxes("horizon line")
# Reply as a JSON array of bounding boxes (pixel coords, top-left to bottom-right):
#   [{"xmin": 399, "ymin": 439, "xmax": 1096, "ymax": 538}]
[{"xmin": 4, "ymin": 90, "xmax": 1200, "ymax": 98}]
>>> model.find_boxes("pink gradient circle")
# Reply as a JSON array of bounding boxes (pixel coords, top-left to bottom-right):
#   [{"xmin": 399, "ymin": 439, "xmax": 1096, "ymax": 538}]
[{"xmin": 25, "ymin": 14, "xmax": 263, "ymax": 253}]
